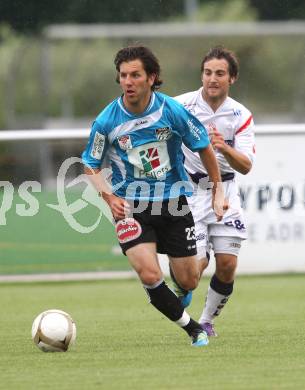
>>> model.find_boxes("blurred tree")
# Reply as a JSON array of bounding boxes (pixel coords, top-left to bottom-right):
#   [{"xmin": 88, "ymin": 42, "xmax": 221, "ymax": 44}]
[
  {"xmin": 249, "ymin": 0, "xmax": 305, "ymax": 20},
  {"xmin": 2, "ymin": 0, "xmax": 305, "ymax": 34},
  {"xmin": 194, "ymin": 0, "xmax": 257, "ymax": 22},
  {"xmin": 0, "ymin": 0, "xmax": 184, "ymax": 34}
]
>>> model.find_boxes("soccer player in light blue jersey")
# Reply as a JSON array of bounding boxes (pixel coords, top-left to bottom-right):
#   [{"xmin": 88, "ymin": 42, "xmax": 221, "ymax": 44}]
[{"xmin": 82, "ymin": 45, "xmax": 226, "ymax": 347}]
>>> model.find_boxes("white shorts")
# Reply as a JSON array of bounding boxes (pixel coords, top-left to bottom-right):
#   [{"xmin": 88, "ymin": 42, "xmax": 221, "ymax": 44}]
[
  {"xmin": 210, "ymin": 235, "xmax": 243, "ymax": 257},
  {"xmin": 187, "ymin": 178, "xmax": 247, "ymax": 257}
]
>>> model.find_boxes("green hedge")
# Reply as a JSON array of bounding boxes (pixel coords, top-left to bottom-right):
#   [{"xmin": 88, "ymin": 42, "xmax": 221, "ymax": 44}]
[{"xmin": 1, "ymin": 27, "xmax": 305, "ymax": 129}]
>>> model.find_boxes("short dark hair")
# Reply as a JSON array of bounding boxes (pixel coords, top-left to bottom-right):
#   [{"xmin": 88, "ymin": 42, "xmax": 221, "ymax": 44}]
[
  {"xmin": 114, "ymin": 45, "xmax": 163, "ymax": 90},
  {"xmin": 201, "ymin": 46, "xmax": 239, "ymax": 79}
]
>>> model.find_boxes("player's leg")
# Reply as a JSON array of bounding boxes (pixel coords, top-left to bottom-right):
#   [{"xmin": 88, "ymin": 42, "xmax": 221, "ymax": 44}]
[
  {"xmin": 198, "ymin": 180, "xmax": 247, "ymax": 335},
  {"xmin": 189, "ymin": 183, "xmax": 212, "ymax": 278},
  {"xmin": 126, "ymin": 242, "xmax": 208, "ymax": 346},
  {"xmin": 197, "ymin": 246, "xmax": 210, "ymax": 276},
  {"xmin": 169, "ymin": 242, "xmax": 210, "ymax": 308},
  {"xmin": 168, "ymin": 254, "xmax": 199, "ymax": 308},
  {"xmin": 198, "ymin": 236, "xmax": 241, "ymax": 336},
  {"xmin": 168, "ymin": 255, "xmax": 199, "ymax": 291},
  {"xmin": 168, "ymin": 194, "xmax": 210, "ymax": 307}
]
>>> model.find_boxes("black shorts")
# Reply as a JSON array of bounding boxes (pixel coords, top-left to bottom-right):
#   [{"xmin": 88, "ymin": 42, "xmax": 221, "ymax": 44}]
[{"xmin": 115, "ymin": 195, "xmax": 197, "ymax": 257}]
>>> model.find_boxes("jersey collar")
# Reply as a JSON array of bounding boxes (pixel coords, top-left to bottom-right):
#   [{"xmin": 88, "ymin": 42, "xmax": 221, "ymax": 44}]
[{"xmin": 118, "ymin": 92, "xmax": 156, "ymax": 117}]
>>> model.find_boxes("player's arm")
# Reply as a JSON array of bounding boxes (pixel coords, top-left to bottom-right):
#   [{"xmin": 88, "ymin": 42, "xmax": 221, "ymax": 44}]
[
  {"xmin": 198, "ymin": 145, "xmax": 227, "ymax": 221},
  {"xmin": 211, "ymin": 130, "xmax": 252, "ymax": 174},
  {"xmin": 173, "ymin": 100, "xmax": 228, "ymax": 220},
  {"xmin": 82, "ymin": 120, "xmax": 129, "ymax": 220},
  {"xmin": 84, "ymin": 166, "xmax": 129, "ymax": 220}
]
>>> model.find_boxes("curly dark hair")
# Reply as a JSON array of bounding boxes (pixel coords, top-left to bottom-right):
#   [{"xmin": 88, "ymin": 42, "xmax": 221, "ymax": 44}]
[
  {"xmin": 201, "ymin": 46, "xmax": 239, "ymax": 79},
  {"xmin": 114, "ymin": 45, "xmax": 163, "ymax": 90}
]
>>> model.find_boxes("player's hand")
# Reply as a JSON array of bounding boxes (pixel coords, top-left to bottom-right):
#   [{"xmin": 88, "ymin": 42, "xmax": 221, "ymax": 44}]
[
  {"xmin": 102, "ymin": 193, "xmax": 130, "ymax": 220},
  {"xmin": 212, "ymin": 183, "xmax": 229, "ymax": 221},
  {"xmin": 210, "ymin": 130, "xmax": 228, "ymax": 153},
  {"xmin": 213, "ymin": 198, "xmax": 229, "ymax": 221}
]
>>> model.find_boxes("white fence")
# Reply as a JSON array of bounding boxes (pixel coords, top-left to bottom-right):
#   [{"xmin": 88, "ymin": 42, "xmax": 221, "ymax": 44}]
[{"xmin": 1, "ymin": 124, "xmax": 305, "ymax": 274}]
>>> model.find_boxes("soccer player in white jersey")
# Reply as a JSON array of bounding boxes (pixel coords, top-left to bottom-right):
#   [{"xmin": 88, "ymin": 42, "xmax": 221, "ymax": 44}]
[
  {"xmin": 174, "ymin": 46, "xmax": 255, "ymax": 337},
  {"xmin": 82, "ymin": 45, "xmax": 227, "ymax": 346}
]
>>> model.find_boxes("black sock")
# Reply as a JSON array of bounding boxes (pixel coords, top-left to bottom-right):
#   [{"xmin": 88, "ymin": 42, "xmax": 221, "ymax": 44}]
[
  {"xmin": 145, "ymin": 280, "xmax": 184, "ymax": 321},
  {"xmin": 182, "ymin": 318, "xmax": 203, "ymax": 337},
  {"xmin": 210, "ymin": 274, "xmax": 234, "ymax": 296},
  {"xmin": 145, "ymin": 281, "xmax": 201, "ymax": 336}
]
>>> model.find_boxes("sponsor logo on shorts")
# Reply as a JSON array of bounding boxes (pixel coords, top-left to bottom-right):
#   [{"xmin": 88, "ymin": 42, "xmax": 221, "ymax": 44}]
[
  {"xmin": 115, "ymin": 218, "xmax": 142, "ymax": 243},
  {"xmin": 230, "ymin": 242, "xmax": 241, "ymax": 248},
  {"xmin": 90, "ymin": 132, "xmax": 105, "ymax": 159},
  {"xmin": 155, "ymin": 127, "xmax": 172, "ymax": 141},
  {"xmin": 196, "ymin": 232, "xmax": 206, "ymax": 241},
  {"xmin": 224, "ymin": 219, "xmax": 245, "ymax": 230},
  {"xmin": 187, "ymin": 244, "xmax": 196, "ymax": 250},
  {"xmin": 118, "ymin": 135, "xmax": 132, "ymax": 150}
]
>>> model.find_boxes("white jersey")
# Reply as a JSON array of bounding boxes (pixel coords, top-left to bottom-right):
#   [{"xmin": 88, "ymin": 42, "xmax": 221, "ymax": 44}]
[
  {"xmin": 175, "ymin": 87, "xmax": 255, "ymax": 175},
  {"xmin": 175, "ymin": 88, "xmax": 255, "ymax": 255}
]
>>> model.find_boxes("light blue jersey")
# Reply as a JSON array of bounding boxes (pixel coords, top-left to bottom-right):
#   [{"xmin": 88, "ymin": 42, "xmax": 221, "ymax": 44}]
[{"xmin": 82, "ymin": 92, "xmax": 210, "ymax": 201}]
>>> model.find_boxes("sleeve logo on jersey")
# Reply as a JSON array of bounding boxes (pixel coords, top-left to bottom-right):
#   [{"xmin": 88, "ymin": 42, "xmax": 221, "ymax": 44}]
[
  {"xmin": 90, "ymin": 132, "xmax": 105, "ymax": 159},
  {"xmin": 115, "ymin": 218, "xmax": 142, "ymax": 243},
  {"xmin": 187, "ymin": 119, "xmax": 201, "ymax": 140},
  {"xmin": 118, "ymin": 135, "xmax": 132, "ymax": 150},
  {"xmin": 155, "ymin": 127, "xmax": 172, "ymax": 141},
  {"xmin": 127, "ymin": 141, "xmax": 171, "ymax": 180}
]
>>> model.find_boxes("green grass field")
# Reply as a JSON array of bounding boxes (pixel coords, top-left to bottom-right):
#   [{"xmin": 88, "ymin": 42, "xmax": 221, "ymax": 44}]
[
  {"xmin": 0, "ymin": 191, "xmax": 128, "ymax": 274},
  {"xmin": 1, "ymin": 274, "xmax": 305, "ymax": 390}
]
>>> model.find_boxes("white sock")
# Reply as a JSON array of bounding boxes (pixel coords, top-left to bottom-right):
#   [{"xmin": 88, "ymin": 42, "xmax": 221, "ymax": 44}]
[
  {"xmin": 199, "ymin": 286, "xmax": 229, "ymax": 324},
  {"xmin": 175, "ymin": 311, "xmax": 190, "ymax": 327}
]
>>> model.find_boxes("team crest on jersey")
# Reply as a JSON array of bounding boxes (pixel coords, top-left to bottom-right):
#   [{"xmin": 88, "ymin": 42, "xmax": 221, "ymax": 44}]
[
  {"xmin": 155, "ymin": 127, "xmax": 172, "ymax": 141},
  {"xmin": 118, "ymin": 135, "xmax": 132, "ymax": 150}
]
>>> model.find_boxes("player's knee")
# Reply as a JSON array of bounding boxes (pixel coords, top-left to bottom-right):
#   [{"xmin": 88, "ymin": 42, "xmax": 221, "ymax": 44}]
[
  {"xmin": 198, "ymin": 256, "xmax": 209, "ymax": 275},
  {"xmin": 138, "ymin": 269, "xmax": 162, "ymax": 285},
  {"xmin": 217, "ymin": 257, "xmax": 237, "ymax": 281},
  {"xmin": 185, "ymin": 278, "xmax": 199, "ymax": 291},
  {"xmin": 224, "ymin": 258, "xmax": 237, "ymax": 274},
  {"xmin": 179, "ymin": 274, "xmax": 199, "ymax": 291}
]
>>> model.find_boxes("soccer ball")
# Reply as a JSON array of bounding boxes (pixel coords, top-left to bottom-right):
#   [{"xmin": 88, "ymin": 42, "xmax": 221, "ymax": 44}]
[{"xmin": 32, "ymin": 309, "xmax": 76, "ymax": 352}]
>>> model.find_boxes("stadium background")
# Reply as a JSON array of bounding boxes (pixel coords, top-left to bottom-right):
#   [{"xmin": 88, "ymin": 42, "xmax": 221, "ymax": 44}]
[
  {"xmin": 1, "ymin": 0, "xmax": 305, "ymax": 275},
  {"xmin": 1, "ymin": 2, "xmax": 305, "ymax": 390}
]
